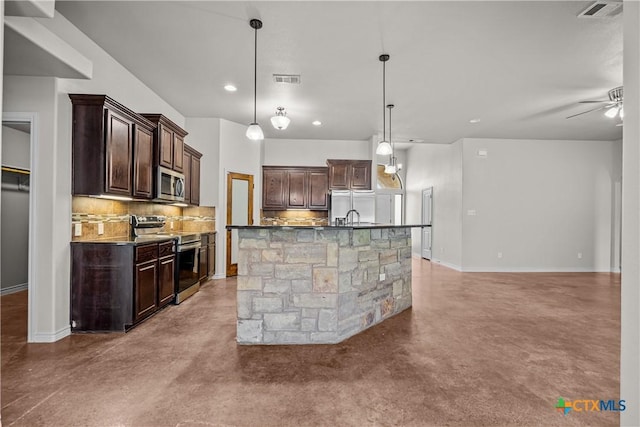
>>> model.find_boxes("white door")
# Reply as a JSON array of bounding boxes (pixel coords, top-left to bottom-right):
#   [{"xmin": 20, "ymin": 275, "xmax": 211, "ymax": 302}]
[{"xmin": 421, "ymin": 187, "xmax": 433, "ymax": 259}]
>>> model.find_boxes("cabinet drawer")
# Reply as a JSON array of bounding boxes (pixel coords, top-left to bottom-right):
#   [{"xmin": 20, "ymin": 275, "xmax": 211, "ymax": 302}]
[
  {"xmin": 136, "ymin": 244, "xmax": 158, "ymax": 263},
  {"xmin": 158, "ymin": 241, "xmax": 175, "ymax": 258}
]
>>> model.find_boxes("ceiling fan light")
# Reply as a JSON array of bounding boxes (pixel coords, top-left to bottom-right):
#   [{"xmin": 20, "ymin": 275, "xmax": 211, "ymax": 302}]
[
  {"xmin": 376, "ymin": 141, "xmax": 393, "ymax": 155},
  {"xmin": 246, "ymin": 123, "xmax": 264, "ymax": 140},
  {"xmin": 605, "ymin": 106, "xmax": 619, "ymax": 118},
  {"xmin": 619, "ymin": 106, "xmax": 624, "ymax": 120}
]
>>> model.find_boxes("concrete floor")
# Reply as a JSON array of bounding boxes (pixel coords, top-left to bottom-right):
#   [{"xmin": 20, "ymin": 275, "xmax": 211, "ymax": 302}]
[{"xmin": 1, "ymin": 260, "xmax": 620, "ymax": 426}]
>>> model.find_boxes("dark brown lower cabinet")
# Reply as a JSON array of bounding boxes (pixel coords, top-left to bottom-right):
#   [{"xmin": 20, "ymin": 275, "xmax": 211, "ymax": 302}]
[
  {"xmin": 207, "ymin": 233, "xmax": 216, "ymax": 278},
  {"xmin": 200, "ymin": 232, "xmax": 216, "ymax": 282},
  {"xmin": 199, "ymin": 243, "xmax": 208, "ymax": 282},
  {"xmin": 71, "ymin": 239, "xmax": 176, "ymax": 332}
]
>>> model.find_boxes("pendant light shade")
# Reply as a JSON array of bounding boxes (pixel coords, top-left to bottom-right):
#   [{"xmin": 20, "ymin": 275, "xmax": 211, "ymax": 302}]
[
  {"xmin": 246, "ymin": 123, "xmax": 264, "ymax": 140},
  {"xmin": 246, "ymin": 19, "xmax": 263, "ymax": 141},
  {"xmin": 376, "ymin": 54, "xmax": 393, "ymax": 155},
  {"xmin": 271, "ymin": 107, "xmax": 291, "ymax": 130},
  {"xmin": 384, "ymin": 103, "xmax": 397, "ymax": 174}
]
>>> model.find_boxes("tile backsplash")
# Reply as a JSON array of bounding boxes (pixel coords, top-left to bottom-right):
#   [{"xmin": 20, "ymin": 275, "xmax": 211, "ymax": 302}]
[
  {"xmin": 72, "ymin": 197, "xmax": 215, "ymax": 241},
  {"xmin": 261, "ymin": 210, "xmax": 328, "ymax": 226}
]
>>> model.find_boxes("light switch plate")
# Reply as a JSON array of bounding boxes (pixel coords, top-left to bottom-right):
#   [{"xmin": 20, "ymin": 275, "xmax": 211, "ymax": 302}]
[
  {"xmin": 379, "ymin": 273, "xmax": 386, "ymax": 281},
  {"xmin": 74, "ymin": 223, "xmax": 82, "ymax": 236},
  {"xmin": 97, "ymin": 222, "xmax": 104, "ymax": 235}
]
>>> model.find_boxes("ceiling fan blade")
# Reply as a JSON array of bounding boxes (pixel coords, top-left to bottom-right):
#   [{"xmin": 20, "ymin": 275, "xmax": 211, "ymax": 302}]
[
  {"xmin": 579, "ymin": 100, "xmax": 609, "ymax": 103},
  {"xmin": 566, "ymin": 105, "xmax": 607, "ymax": 119}
]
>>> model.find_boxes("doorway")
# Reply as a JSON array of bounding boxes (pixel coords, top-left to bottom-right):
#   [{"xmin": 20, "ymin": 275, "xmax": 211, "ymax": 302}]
[
  {"xmin": 2, "ymin": 113, "xmax": 36, "ymax": 343},
  {"xmin": 421, "ymin": 187, "xmax": 433, "ymax": 260},
  {"xmin": 226, "ymin": 172, "xmax": 254, "ymax": 276}
]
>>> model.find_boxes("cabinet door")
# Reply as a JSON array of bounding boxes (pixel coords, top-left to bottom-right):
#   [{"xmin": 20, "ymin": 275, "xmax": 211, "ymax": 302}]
[
  {"xmin": 287, "ymin": 170, "xmax": 307, "ymax": 208},
  {"xmin": 183, "ymin": 151, "xmax": 191, "ymax": 203},
  {"xmin": 133, "ymin": 125, "xmax": 153, "ymax": 199},
  {"xmin": 199, "ymin": 246, "xmax": 208, "ymax": 281},
  {"xmin": 173, "ymin": 134, "xmax": 185, "ymax": 172},
  {"xmin": 158, "ymin": 255, "xmax": 175, "ymax": 307},
  {"xmin": 135, "ymin": 260, "xmax": 157, "ymax": 321},
  {"xmin": 349, "ymin": 161, "xmax": 372, "ymax": 190},
  {"xmin": 308, "ymin": 170, "xmax": 329, "ymax": 210},
  {"xmin": 190, "ymin": 154, "xmax": 201, "ymax": 206},
  {"xmin": 105, "ymin": 109, "xmax": 133, "ymax": 195},
  {"xmin": 327, "ymin": 160, "xmax": 350, "ymax": 190},
  {"xmin": 208, "ymin": 240, "xmax": 215, "ymax": 277},
  {"xmin": 262, "ymin": 168, "xmax": 287, "ymax": 210},
  {"xmin": 159, "ymin": 126, "xmax": 174, "ymax": 169}
]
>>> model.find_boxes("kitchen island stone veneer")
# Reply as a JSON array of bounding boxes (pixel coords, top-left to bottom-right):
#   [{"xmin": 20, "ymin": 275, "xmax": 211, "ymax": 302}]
[{"xmin": 228, "ymin": 225, "xmax": 425, "ymax": 344}]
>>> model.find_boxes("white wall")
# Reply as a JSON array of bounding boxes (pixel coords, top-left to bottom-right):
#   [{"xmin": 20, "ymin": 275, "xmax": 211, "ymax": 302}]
[
  {"xmin": 216, "ymin": 119, "xmax": 263, "ymax": 276},
  {"xmin": 263, "ymin": 138, "xmax": 370, "ymax": 166},
  {"xmin": 621, "ymin": 2, "xmax": 640, "ymax": 424},
  {"xmin": 184, "ymin": 117, "xmax": 220, "ymax": 207},
  {"xmin": 405, "ymin": 141, "xmax": 463, "ymax": 269},
  {"xmin": 2, "ymin": 125, "xmax": 30, "ymax": 168},
  {"xmin": 461, "ymin": 138, "xmax": 622, "ymax": 272}
]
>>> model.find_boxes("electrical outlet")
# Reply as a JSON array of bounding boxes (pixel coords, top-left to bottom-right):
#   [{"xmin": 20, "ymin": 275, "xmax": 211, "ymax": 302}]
[
  {"xmin": 467, "ymin": 209, "xmax": 477, "ymax": 216},
  {"xmin": 497, "ymin": 252, "xmax": 503, "ymax": 259},
  {"xmin": 170, "ymin": 221, "xmax": 174, "ymax": 230},
  {"xmin": 379, "ymin": 273, "xmax": 386, "ymax": 281},
  {"xmin": 440, "ymin": 247, "xmax": 444, "ymax": 254},
  {"xmin": 578, "ymin": 252, "xmax": 583, "ymax": 259},
  {"xmin": 97, "ymin": 222, "xmax": 104, "ymax": 235},
  {"xmin": 74, "ymin": 223, "xmax": 82, "ymax": 236}
]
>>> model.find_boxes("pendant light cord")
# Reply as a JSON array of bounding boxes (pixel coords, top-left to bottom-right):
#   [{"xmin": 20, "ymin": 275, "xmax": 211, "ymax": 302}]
[
  {"xmin": 389, "ymin": 105, "xmax": 393, "ymax": 158},
  {"xmin": 253, "ymin": 26, "xmax": 258, "ymax": 123},
  {"xmin": 382, "ymin": 59, "xmax": 386, "ymax": 141}
]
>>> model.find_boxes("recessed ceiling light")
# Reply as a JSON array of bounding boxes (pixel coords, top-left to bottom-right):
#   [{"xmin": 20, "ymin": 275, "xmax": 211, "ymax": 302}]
[
  {"xmin": 312, "ymin": 120, "xmax": 322, "ymax": 126},
  {"xmin": 224, "ymin": 84, "xmax": 237, "ymax": 92},
  {"xmin": 469, "ymin": 118, "xmax": 481, "ymax": 124}
]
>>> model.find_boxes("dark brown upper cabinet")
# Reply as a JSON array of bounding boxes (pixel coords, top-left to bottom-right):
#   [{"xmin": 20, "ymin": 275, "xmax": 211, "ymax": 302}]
[
  {"xmin": 140, "ymin": 114, "xmax": 188, "ymax": 173},
  {"xmin": 69, "ymin": 94, "xmax": 155, "ymax": 199},
  {"xmin": 262, "ymin": 166, "xmax": 329, "ymax": 210},
  {"xmin": 326, "ymin": 159, "xmax": 372, "ymax": 190},
  {"xmin": 183, "ymin": 144, "xmax": 202, "ymax": 206}
]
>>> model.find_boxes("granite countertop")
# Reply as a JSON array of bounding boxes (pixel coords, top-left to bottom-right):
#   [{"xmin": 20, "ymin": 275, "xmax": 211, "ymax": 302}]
[
  {"xmin": 226, "ymin": 223, "xmax": 431, "ymax": 230},
  {"xmin": 71, "ymin": 235, "xmax": 177, "ymax": 245}
]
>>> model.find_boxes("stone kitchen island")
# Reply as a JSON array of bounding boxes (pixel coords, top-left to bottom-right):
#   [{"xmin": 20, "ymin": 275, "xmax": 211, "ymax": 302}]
[{"xmin": 227, "ymin": 224, "xmax": 426, "ymax": 344}]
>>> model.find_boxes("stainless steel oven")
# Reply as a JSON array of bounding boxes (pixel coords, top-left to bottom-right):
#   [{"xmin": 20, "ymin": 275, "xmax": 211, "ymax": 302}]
[{"xmin": 175, "ymin": 234, "xmax": 201, "ymax": 304}]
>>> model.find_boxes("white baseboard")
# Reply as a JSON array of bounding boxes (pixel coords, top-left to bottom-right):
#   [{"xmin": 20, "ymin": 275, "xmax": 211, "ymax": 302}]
[
  {"xmin": 1, "ymin": 283, "xmax": 28, "ymax": 296},
  {"xmin": 30, "ymin": 325, "xmax": 71, "ymax": 343},
  {"xmin": 430, "ymin": 258, "xmax": 462, "ymax": 271},
  {"xmin": 461, "ymin": 266, "xmax": 619, "ymax": 273},
  {"xmin": 212, "ymin": 273, "xmax": 226, "ymax": 280}
]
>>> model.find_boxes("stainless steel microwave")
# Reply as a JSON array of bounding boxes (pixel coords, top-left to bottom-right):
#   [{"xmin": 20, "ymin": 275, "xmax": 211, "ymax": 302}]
[{"xmin": 156, "ymin": 166, "xmax": 185, "ymax": 202}]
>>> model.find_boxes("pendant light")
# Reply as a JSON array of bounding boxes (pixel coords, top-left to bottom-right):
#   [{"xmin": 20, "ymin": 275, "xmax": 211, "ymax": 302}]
[
  {"xmin": 376, "ymin": 54, "xmax": 393, "ymax": 155},
  {"xmin": 384, "ymin": 104, "xmax": 398, "ymax": 174},
  {"xmin": 246, "ymin": 19, "xmax": 264, "ymax": 141},
  {"xmin": 271, "ymin": 107, "xmax": 291, "ymax": 130}
]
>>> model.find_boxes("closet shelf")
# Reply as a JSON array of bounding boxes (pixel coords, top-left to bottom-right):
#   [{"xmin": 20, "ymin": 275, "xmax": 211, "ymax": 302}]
[{"xmin": 1, "ymin": 166, "xmax": 30, "ymax": 175}]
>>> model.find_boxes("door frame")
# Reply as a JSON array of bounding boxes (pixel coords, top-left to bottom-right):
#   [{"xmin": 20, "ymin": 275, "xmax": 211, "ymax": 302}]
[
  {"xmin": 3, "ymin": 112, "xmax": 38, "ymax": 342},
  {"xmin": 226, "ymin": 172, "xmax": 254, "ymax": 276},
  {"xmin": 421, "ymin": 187, "xmax": 433, "ymax": 260}
]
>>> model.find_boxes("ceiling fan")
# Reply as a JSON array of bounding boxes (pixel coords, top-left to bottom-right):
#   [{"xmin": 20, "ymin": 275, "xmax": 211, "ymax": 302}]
[{"xmin": 566, "ymin": 86, "xmax": 623, "ymax": 125}]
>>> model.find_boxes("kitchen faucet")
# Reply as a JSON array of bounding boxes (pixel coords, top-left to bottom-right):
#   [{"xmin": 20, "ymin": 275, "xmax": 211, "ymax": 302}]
[{"xmin": 345, "ymin": 209, "xmax": 360, "ymax": 226}]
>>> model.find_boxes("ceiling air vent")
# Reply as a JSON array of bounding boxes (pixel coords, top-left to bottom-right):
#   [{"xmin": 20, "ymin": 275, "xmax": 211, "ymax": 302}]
[
  {"xmin": 273, "ymin": 74, "xmax": 301, "ymax": 84},
  {"xmin": 578, "ymin": 1, "xmax": 622, "ymax": 18}
]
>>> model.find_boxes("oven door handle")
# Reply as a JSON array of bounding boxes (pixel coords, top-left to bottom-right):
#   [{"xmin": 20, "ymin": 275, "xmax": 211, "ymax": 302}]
[{"xmin": 178, "ymin": 242, "xmax": 201, "ymax": 252}]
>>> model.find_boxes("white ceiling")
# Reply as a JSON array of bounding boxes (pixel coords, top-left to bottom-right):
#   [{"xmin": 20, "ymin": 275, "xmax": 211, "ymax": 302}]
[{"xmin": 53, "ymin": 1, "xmax": 623, "ymax": 144}]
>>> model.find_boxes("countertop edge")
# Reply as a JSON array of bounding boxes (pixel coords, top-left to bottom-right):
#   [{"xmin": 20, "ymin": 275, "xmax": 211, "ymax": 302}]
[{"xmin": 226, "ymin": 224, "xmax": 431, "ymax": 230}]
